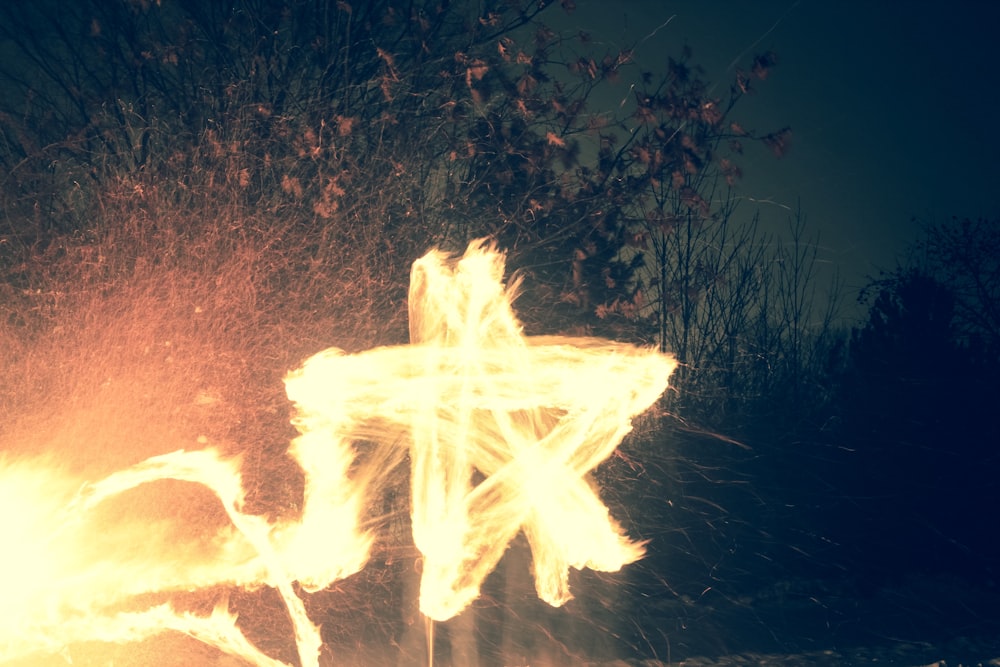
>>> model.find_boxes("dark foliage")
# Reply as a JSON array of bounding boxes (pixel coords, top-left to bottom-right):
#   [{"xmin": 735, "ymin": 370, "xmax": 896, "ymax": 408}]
[{"xmin": 835, "ymin": 226, "xmax": 1000, "ymax": 587}]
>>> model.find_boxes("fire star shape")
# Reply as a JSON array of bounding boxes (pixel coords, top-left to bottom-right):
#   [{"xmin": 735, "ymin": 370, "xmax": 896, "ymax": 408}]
[{"xmin": 287, "ymin": 240, "xmax": 677, "ymax": 621}]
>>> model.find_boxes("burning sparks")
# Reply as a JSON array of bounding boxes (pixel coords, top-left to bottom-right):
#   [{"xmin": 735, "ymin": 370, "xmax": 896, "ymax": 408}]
[{"xmin": 0, "ymin": 241, "xmax": 675, "ymax": 666}]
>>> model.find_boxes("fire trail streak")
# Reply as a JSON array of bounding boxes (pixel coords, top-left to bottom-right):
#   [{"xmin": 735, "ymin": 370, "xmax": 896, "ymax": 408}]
[{"xmin": 0, "ymin": 240, "xmax": 676, "ymax": 666}]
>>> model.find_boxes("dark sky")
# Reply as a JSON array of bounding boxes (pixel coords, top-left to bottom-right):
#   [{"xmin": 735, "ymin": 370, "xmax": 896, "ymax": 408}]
[{"xmin": 558, "ymin": 1, "xmax": 1000, "ymax": 308}]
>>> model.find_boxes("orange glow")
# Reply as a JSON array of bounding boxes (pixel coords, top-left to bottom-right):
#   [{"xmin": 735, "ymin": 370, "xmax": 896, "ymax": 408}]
[{"xmin": 0, "ymin": 241, "xmax": 675, "ymax": 665}]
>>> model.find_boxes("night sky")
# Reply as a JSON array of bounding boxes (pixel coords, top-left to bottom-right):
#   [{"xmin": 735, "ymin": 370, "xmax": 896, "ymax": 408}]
[{"xmin": 558, "ymin": 1, "xmax": 1000, "ymax": 312}]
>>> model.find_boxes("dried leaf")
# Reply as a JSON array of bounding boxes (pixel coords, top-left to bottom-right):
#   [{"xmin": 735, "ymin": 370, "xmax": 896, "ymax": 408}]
[
  {"xmin": 465, "ymin": 59, "xmax": 489, "ymax": 87},
  {"xmin": 700, "ymin": 100, "xmax": 722, "ymax": 125},
  {"xmin": 376, "ymin": 47, "xmax": 395, "ymax": 68},
  {"xmin": 763, "ymin": 127, "xmax": 792, "ymax": 158},
  {"xmin": 634, "ymin": 105, "xmax": 656, "ymax": 125},
  {"xmin": 517, "ymin": 73, "xmax": 537, "ymax": 96},
  {"xmin": 281, "ymin": 174, "xmax": 303, "ymax": 199},
  {"xmin": 335, "ymin": 115, "xmax": 355, "ymax": 137},
  {"xmin": 735, "ymin": 70, "xmax": 751, "ymax": 94},
  {"xmin": 752, "ymin": 51, "xmax": 778, "ymax": 80}
]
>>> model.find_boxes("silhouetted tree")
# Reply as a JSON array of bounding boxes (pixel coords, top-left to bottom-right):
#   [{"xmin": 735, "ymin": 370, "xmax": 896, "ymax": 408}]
[
  {"xmin": 915, "ymin": 216, "xmax": 1000, "ymax": 358},
  {"xmin": 837, "ymin": 251, "xmax": 1000, "ymax": 584}
]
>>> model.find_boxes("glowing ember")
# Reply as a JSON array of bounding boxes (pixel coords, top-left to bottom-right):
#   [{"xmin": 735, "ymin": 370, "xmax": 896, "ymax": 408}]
[{"xmin": 0, "ymin": 241, "xmax": 675, "ymax": 666}]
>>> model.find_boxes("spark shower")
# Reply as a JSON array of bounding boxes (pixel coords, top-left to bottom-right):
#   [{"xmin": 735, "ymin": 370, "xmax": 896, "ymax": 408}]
[{"xmin": 0, "ymin": 241, "xmax": 676, "ymax": 666}]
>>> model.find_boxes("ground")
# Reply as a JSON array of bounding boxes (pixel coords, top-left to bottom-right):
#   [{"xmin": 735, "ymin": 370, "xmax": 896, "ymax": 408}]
[{"xmin": 601, "ymin": 572, "xmax": 1000, "ymax": 667}]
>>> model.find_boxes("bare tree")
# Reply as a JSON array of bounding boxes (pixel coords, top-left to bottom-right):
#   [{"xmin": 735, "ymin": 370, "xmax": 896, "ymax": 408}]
[{"xmin": 915, "ymin": 216, "xmax": 1000, "ymax": 354}]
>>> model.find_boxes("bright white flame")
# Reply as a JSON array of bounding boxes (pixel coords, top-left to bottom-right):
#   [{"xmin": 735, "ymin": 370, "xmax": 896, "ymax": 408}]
[
  {"xmin": 405, "ymin": 242, "xmax": 676, "ymax": 619},
  {"xmin": 0, "ymin": 240, "xmax": 675, "ymax": 665}
]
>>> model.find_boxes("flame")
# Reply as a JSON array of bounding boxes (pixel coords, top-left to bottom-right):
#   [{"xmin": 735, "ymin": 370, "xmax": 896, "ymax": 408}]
[
  {"xmin": 405, "ymin": 243, "xmax": 676, "ymax": 620},
  {"xmin": 0, "ymin": 240, "xmax": 675, "ymax": 665}
]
